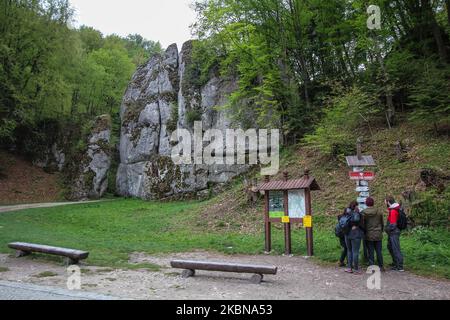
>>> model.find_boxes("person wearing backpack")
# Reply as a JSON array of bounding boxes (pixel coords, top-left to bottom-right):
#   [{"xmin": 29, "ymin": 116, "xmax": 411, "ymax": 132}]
[
  {"xmin": 344, "ymin": 201, "xmax": 365, "ymax": 274},
  {"xmin": 336, "ymin": 209, "xmax": 350, "ymax": 267},
  {"xmin": 385, "ymin": 196, "xmax": 405, "ymax": 272},
  {"xmin": 362, "ymin": 197, "xmax": 385, "ymax": 271}
]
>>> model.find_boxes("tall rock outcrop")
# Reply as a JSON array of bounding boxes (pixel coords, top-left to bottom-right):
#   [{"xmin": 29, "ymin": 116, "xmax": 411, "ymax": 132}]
[
  {"xmin": 68, "ymin": 114, "xmax": 112, "ymax": 200},
  {"xmin": 117, "ymin": 42, "xmax": 249, "ymax": 200}
]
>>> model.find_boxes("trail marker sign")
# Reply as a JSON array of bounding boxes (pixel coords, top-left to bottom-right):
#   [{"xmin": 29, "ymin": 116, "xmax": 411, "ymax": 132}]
[
  {"xmin": 358, "ymin": 180, "xmax": 369, "ymax": 187},
  {"xmin": 349, "ymin": 171, "xmax": 376, "ymax": 181},
  {"xmin": 347, "ymin": 138, "xmax": 377, "ymax": 210}
]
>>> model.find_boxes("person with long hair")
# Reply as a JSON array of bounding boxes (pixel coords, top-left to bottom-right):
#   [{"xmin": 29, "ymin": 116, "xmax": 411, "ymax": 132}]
[{"xmin": 344, "ymin": 201, "xmax": 365, "ymax": 274}]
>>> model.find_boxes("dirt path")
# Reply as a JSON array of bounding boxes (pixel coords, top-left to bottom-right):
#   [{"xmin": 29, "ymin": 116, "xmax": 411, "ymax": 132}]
[
  {"xmin": 0, "ymin": 252, "xmax": 449, "ymax": 300},
  {"xmin": 0, "ymin": 201, "xmax": 104, "ymax": 213}
]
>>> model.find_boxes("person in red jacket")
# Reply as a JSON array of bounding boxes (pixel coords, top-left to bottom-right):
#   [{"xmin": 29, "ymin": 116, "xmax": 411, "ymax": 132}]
[{"xmin": 385, "ymin": 196, "xmax": 404, "ymax": 272}]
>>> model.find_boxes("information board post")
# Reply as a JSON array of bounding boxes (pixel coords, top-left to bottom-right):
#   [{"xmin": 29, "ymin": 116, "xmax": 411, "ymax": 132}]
[
  {"xmin": 281, "ymin": 171, "xmax": 292, "ymax": 255},
  {"xmin": 305, "ymin": 187, "xmax": 314, "ymax": 257},
  {"xmin": 283, "ymin": 189, "xmax": 292, "ymax": 255},
  {"xmin": 264, "ymin": 185, "xmax": 271, "ymax": 254}
]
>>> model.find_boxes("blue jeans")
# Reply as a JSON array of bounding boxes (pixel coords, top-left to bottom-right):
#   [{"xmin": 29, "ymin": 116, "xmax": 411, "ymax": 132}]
[
  {"xmin": 367, "ymin": 240, "xmax": 384, "ymax": 268},
  {"xmin": 387, "ymin": 230, "xmax": 404, "ymax": 269},
  {"xmin": 345, "ymin": 236, "xmax": 362, "ymax": 271},
  {"xmin": 339, "ymin": 236, "xmax": 347, "ymax": 264}
]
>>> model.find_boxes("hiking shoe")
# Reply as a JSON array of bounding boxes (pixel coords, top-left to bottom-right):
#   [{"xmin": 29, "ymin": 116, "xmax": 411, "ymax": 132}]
[
  {"xmin": 344, "ymin": 268, "xmax": 353, "ymax": 274},
  {"xmin": 397, "ymin": 268, "xmax": 405, "ymax": 272},
  {"xmin": 353, "ymin": 269, "xmax": 363, "ymax": 275}
]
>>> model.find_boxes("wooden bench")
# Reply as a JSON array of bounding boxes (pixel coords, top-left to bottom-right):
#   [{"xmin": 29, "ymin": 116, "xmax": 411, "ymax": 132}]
[
  {"xmin": 170, "ymin": 260, "xmax": 278, "ymax": 284},
  {"xmin": 8, "ymin": 242, "xmax": 89, "ymax": 265}
]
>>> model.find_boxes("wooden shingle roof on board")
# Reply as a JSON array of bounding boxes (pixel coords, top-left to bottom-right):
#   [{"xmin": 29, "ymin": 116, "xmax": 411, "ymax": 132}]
[
  {"xmin": 257, "ymin": 176, "xmax": 321, "ymax": 191},
  {"xmin": 346, "ymin": 156, "xmax": 376, "ymax": 167}
]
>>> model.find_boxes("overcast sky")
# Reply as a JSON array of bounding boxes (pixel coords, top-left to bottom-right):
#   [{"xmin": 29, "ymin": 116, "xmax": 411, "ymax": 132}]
[{"xmin": 69, "ymin": 0, "xmax": 197, "ymax": 50}]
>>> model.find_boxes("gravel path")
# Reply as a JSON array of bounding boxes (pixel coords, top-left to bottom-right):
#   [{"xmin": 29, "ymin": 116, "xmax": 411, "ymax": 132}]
[
  {"xmin": 1, "ymin": 252, "xmax": 449, "ymax": 300},
  {"xmin": 0, "ymin": 201, "xmax": 104, "ymax": 213},
  {"xmin": 0, "ymin": 281, "xmax": 119, "ymax": 300}
]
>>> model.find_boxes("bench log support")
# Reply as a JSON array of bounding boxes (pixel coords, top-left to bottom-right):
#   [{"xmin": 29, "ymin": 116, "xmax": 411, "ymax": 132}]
[
  {"xmin": 250, "ymin": 274, "xmax": 264, "ymax": 284},
  {"xmin": 64, "ymin": 257, "xmax": 79, "ymax": 266},
  {"xmin": 182, "ymin": 269, "xmax": 196, "ymax": 278},
  {"xmin": 15, "ymin": 250, "xmax": 31, "ymax": 258}
]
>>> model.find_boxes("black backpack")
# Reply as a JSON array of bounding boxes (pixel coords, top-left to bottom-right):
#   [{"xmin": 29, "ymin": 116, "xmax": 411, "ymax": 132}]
[
  {"xmin": 335, "ymin": 214, "xmax": 352, "ymax": 237},
  {"xmin": 351, "ymin": 211, "xmax": 361, "ymax": 224},
  {"xmin": 397, "ymin": 207, "xmax": 408, "ymax": 231}
]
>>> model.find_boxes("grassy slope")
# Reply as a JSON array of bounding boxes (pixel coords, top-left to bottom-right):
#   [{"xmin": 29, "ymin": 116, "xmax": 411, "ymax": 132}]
[
  {"xmin": 200, "ymin": 121, "xmax": 450, "ymax": 279},
  {"xmin": 0, "ymin": 122, "xmax": 448, "ymax": 279}
]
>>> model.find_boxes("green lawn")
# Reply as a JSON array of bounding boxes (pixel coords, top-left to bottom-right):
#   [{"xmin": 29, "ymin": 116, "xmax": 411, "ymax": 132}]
[{"xmin": 0, "ymin": 199, "xmax": 448, "ymax": 279}]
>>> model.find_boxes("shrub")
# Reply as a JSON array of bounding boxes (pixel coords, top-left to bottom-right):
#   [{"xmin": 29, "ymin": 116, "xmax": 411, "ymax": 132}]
[
  {"xmin": 409, "ymin": 61, "xmax": 450, "ymax": 132},
  {"xmin": 303, "ymin": 85, "xmax": 380, "ymax": 159},
  {"xmin": 166, "ymin": 102, "xmax": 179, "ymax": 132},
  {"xmin": 186, "ymin": 108, "xmax": 203, "ymax": 126},
  {"xmin": 409, "ymin": 188, "xmax": 450, "ymax": 228}
]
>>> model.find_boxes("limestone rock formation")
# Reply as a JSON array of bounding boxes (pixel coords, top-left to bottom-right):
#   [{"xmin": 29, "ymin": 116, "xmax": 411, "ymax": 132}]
[
  {"xmin": 117, "ymin": 41, "xmax": 249, "ymax": 200},
  {"xmin": 69, "ymin": 115, "xmax": 112, "ymax": 200}
]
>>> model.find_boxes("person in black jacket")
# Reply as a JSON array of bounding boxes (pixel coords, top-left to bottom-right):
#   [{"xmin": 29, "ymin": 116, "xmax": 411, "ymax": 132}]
[
  {"xmin": 337, "ymin": 210, "xmax": 349, "ymax": 267},
  {"xmin": 344, "ymin": 201, "xmax": 365, "ymax": 274}
]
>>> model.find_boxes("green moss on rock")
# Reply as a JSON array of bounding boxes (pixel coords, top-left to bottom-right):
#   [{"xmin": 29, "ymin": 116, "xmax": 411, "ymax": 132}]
[{"xmin": 145, "ymin": 156, "xmax": 184, "ymax": 199}]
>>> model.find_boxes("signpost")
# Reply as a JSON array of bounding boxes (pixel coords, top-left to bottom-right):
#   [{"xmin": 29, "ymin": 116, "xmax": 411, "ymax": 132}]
[
  {"xmin": 346, "ymin": 138, "xmax": 377, "ymax": 211},
  {"xmin": 349, "ymin": 171, "xmax": 376, "ymax": 181}
]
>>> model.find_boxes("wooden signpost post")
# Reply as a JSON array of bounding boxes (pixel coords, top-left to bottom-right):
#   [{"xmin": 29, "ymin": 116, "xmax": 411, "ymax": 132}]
[
  {"xmin": 258, "ymin": 170, "xmax": 320, "ymax": 256},
  {"xmin": 346, "ymin": 138, "xmax": 377, "ymax": 210}
]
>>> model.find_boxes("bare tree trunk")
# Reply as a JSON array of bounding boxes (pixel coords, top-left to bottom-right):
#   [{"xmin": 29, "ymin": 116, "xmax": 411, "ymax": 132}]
[{"xmin": 374, "ymin": 41, "xmax": 395, "ymax": 128}]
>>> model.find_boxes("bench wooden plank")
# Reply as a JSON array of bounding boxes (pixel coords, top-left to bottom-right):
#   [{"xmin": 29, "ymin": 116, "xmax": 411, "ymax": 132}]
[
  {"xmin": 171, "ymin": 260, "xmax": 278, "ymax": 275},
  {"xmin": 8, "ymin": 242, "xmax": 89, "ymax": 261}
]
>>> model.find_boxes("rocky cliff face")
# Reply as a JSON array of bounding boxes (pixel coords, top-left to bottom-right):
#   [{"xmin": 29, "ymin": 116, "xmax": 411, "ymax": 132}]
[
  {"xmin": 68, "ymin": 115, "xmax": 112, "ymax": 200},
  {"xmin": 116, "ymin": 41, "xmax": 249, "ymax": 200}
]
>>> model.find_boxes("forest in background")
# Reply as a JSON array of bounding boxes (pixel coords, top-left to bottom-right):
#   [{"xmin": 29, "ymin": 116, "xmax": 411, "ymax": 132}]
[
  {"xmin": 0, "ymin": 0, "xmax": 448, "ymax": 197},
  {"xmin": 190, "ymin": 0, "xmax": 449, "ymax": 154},
  {"xmin": 1, "ymin": 0, "xmax": 449, "ymax": 156},
  {"xmin": 0, "ymin": 0, "xmax": 162, "ymax": 158}
]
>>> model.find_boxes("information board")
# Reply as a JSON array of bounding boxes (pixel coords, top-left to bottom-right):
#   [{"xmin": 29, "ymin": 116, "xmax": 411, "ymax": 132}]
[
  {"xmin": 288, "ymin": 190, "xmax": 306, "ymax": 218},
  {"xmin": 269, "ymin": 191, "xmax": 284, "ymax": 218}
]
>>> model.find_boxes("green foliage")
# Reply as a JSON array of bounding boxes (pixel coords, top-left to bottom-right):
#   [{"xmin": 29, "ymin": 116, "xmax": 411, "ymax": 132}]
[
  {"xmin": 186, "ymin": 108, "xmax": 203, "ymax": 126},
  {"xmin": 78, "ymin": 26, "xmax": 104, "ymax": 53},
  {"xmin": 409, "ymin": 61, "xmax": 450, "ymax": 128},
  {"xmin": 303, "ymin": 85, "xmax": 380, "ymax": 159},
  {"xmin": 0, "ymin": 0, "xmax": 160, "ymax": 150},
  {"xmin": 166, "ymin": 102, "xmax": 179, "ymax": 133},
  {"xmin": 33, "ymin": 271, "xmax": 58, "ymax": 278},
  {"xmin": 410, "ymin": 188, "xmax": 450, "ymax": 228},
  {"xmin": 193, "ymin": 0, "xmax": 450, "ymax": 143}
]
